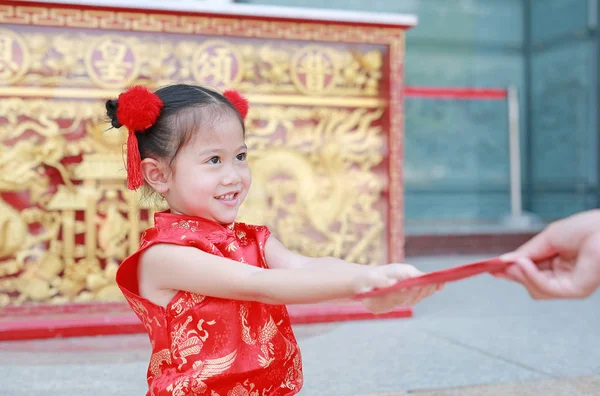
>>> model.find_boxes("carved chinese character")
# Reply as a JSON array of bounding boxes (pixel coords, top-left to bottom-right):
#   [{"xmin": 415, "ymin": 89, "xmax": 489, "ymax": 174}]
[
  {"xmin": 191, "ymin": 40, "xmax": 243, "ymax": 88},
  {"xmin": 0, "ymin": 29, "xmax": 29, "ymax": 84},
  {"xmin": 86, "ymin": 37, "xmax": 138, "ymax": 88},
  {"xmin": 291, "ymin": 46, "xmax": 336, "ymax": 95}
]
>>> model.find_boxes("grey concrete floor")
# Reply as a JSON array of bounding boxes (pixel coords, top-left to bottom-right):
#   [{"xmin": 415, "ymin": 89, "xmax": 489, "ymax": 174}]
[{"xmin": 1, "ymin": 255, "xmax": 599, "ymax": 395}]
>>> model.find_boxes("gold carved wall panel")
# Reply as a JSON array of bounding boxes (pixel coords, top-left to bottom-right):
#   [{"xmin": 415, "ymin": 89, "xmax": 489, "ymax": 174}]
[
  {"xmin": 0, "ymin": 3, "xmax": 406, "ymax": 306},
  {"xmin": 0, "ymin": 27, "xmax": 385, "ymax": 97}
]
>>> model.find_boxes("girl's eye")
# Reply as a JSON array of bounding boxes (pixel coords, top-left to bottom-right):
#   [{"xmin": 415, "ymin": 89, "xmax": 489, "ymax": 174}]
[
  {"xmin": 208, "ymin": 156, "xmax": 220, "ymax": 164},
  {"xmin": 236, "ymin": 152, "xmax": 247, "ymax": 161}
]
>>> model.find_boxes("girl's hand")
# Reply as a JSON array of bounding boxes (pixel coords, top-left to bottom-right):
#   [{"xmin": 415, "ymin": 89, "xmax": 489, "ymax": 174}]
[{"xmin": 355, "ymin": 263, "xmax": 443, "ymax": 314}]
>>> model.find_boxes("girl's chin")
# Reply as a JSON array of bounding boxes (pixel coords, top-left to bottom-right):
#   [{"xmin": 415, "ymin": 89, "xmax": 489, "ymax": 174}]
[{"xmin": 214, "ymin": 212, "xmax": 240, "ymax": 225}]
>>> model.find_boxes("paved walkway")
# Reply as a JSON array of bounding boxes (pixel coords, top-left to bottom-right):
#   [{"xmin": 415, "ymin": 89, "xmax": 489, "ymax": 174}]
[{"xmin": 1, "ymin": 255, "xmax": 599, "ymax": 395}]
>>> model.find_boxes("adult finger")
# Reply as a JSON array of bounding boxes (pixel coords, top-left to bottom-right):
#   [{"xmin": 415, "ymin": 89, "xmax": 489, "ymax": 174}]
[
  {"xmin": 516, "ymin": 257, "xmax": 564, "ymax": 298},
  {"xmin": 509, "ymin": 227, "xmax": 558, "ymax": 261},
  {"xmin": 504, "ymin": 261, "xmax": 549, "ymax": 299}
]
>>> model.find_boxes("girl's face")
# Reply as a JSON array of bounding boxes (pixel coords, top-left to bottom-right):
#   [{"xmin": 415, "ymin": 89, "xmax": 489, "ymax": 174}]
[{"xmin": 164, "ymin": 114, "xmax": 251, "ymax": 225}]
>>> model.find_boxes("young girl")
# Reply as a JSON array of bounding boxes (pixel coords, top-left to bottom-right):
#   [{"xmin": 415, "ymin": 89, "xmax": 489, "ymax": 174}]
[{"xmin": 109, "ymin": 84, "xmax": 441, "ymax": 396}]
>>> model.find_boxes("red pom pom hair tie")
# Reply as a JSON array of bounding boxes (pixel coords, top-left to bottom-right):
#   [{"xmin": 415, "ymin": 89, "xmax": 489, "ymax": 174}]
[
  {"xmin": 223, "ymin": 90, "xmax": 249, "ymax": 120},
  {"xmin": 115, "ymin": 86, "xmax": 163, "ymax": 190}
]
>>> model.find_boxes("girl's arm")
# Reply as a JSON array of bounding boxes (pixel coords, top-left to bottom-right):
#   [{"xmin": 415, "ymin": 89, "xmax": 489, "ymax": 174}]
[
  {"xmin": 264, "ymin": 236, "xmax": 443, "ymax": 312},
  {"xmin": 264, "ymin": 236, "xmax": 370, "ymax": 275},
  {"xmin": 139, "ymin": 243, "xmax": 401, "ymax": 306}
]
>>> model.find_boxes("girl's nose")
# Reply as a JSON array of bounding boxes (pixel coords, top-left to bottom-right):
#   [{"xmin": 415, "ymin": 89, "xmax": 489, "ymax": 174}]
[{"xmin": 222, "ymin": 168, "xmax": 242, "ymax": 185}]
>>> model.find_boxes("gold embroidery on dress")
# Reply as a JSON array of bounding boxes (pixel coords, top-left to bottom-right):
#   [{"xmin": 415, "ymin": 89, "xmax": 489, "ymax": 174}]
[
  {"xmin": 280, "ymin": 353, "xmax": 303, "ymax": 391},
  {"xmin": 170, "ymin": 316, "xmax": 200, "ymax": 369},
  {"xmin": 257, "ymin": 316, "xmax": 278, "ymax": 368},
  {"xmin": 170, "ymin": 293, "xmax": 206, "ymax": 317},
  {"xmin": 239, "ymin": 303, "xmax": 278, "ymax": 368},
  {"xmin": 189, "ymin": 292, "xmax": 206, "ymax": 305},
  {"xmin": 128, "ymin": 296, "xmax": 162, "ymax": 335},
  {"xmin": 227, "ymin": 379, "xmax": 260, "ymax": 396},
  {"xmin": 281, "ymin": 334, "xmax": 297, "ymax": 362},
  {"xmin": 171, "ymin": 316, "xmax": 215, "ymax": 369},
  {"xmin": 171, "ymin": 220, "xmax": 201, "ymax": 232},
  {"xmin": 166, "ymin": 375, "xmax": 190, "ymax": 396},
  {"xmin": 240, "ymin": 303, "xmax": 256, "ymax": 345},
  {"xmin": 189, "ymin": 349, "xmax": 238, "ymax": 394},
  {"xmin": 170, "ymin": 297, "xmax": 186, "ymax": 316},
  {"xmin": 226, "ymin": 241, "xmax": 238, "ymax": 252},
  {"xmin": 236, "ymin": 230, "xmax": 250, "ymax": 247},
  {"xmin": 149, "ymin": 348, "xmax": 172, "ymax": 379},
  {"xmin": 258, "ymin": 241, "xmax": 267, "ymax": 268},
  {"xmin": 260, "ymin": 387, "xmax": 274, "ymax": 396}
]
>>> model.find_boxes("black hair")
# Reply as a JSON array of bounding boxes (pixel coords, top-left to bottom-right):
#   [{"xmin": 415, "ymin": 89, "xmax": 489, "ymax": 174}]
[{"xmin": 105, "ymin": 84, "xmax": 245, "ymax": 168}]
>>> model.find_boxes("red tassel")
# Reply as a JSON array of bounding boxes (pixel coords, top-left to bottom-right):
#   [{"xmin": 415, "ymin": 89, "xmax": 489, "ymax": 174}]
[
  {"xmin": 126, "ymin": 132, "xmax": 143, "ymax": 190},
  {"xmin": 115, "ymin": 85, "xmax": 163, "ymax": 191},
  {"xmin": 223, "ymin": 90, "xmax": 249, "ymax": 120}
]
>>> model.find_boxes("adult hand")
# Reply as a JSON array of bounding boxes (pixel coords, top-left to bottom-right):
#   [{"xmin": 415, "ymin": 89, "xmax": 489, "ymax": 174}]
[{"xmin": 497, "ymin": 210, "xmax": 600, "ymax": 299}]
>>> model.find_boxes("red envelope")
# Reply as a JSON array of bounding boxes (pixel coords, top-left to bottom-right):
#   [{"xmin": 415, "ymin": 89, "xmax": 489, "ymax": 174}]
[{"xmin": 355, "ymin": 253, "xmax": 558, "ymax": 299}]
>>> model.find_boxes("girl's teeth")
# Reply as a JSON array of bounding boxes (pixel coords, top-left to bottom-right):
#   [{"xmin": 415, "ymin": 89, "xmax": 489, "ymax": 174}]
[{"xmin": 218, "ymin": 194, "xmax": 235, "ymax": 200}]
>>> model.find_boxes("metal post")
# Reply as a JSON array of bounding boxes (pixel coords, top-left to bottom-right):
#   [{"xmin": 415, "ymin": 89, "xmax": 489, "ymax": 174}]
[
  {"xmin": 502, "ymin": 85, "xmax": 542, "ymax": 228},
  {"xmin": 507, "ymin": 85, "xmax": 522, "ymax": 218}
]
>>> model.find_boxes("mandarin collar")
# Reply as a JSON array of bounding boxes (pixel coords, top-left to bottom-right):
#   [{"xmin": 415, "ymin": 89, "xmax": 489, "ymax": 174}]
[{"xmin": 154, "ymin": 211, "xmax": 236, "ymax": 244}]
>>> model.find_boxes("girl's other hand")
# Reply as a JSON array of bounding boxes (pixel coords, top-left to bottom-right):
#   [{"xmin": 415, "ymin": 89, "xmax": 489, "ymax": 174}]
[{"xmin": 355, "ymin": 263, "xmax": 443, "ymax": 314}]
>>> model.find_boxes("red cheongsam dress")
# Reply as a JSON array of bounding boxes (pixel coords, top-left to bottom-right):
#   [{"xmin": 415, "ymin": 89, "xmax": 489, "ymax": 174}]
[{"xmin": 116, "ymin": 211, "xmax": 303, "ymax": 396}]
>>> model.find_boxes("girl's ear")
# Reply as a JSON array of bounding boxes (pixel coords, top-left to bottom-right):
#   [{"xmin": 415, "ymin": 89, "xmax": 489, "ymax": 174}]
[{"xmin": 140, "ymin": 157, "xmax": 169, "ymax": 194}]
